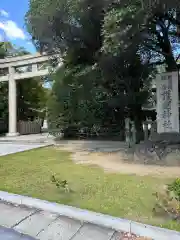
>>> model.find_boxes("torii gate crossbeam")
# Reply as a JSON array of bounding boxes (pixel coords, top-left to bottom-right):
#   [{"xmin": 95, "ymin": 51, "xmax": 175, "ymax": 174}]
[{"xmin": 0, "ymin": 53, "xmax": 60, "ymax": 136}]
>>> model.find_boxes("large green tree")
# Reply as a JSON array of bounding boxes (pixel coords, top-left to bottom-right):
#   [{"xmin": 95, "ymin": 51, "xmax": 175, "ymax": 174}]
[
  {"xmin": 26, "ymin": 0, "xmax": 155, "ymax": 141},
  {"xmin": 102, "ymin": 1, "xmax": 180, "ymax": 71}
]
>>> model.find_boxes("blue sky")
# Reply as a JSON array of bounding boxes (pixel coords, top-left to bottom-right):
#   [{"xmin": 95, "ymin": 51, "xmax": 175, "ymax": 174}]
[{"xmin": 0, "ymin": 0, "xmax": 36, "ymax": 53}]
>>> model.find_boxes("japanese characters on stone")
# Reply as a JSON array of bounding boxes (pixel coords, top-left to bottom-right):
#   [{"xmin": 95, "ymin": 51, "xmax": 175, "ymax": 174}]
[{"xmin": 160, "ymin": 74, "xmax": 173, "ymax": 131}]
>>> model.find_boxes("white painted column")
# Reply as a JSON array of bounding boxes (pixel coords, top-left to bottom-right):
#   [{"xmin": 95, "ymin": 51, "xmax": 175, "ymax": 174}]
[
  {"xmin": 6, "ymin": 67, "xmax": 19, "ymax": 136},
  {"xmin": 156, "ymin": 71, "xmax": 179, "ymax": 133}
]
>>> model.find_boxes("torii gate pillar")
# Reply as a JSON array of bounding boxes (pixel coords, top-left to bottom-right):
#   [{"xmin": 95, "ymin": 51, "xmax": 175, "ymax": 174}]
[{"xmin": 6, "ymin": 66, "xmax": 19, "ymax": 136}]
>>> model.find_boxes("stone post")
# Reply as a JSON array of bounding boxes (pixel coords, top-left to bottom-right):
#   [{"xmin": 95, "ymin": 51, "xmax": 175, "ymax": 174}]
[
  {"xmin": 143, "ymin": 121, "xmax": 149, "ymax": 140},
  {"xmin": 125, "ymin": 118, "xmax": 131, "ymax": 147},
  {"xmin": 6, "ymin": 67, "xmax": 19, "ymax": 136},
  {"xmin": 131, "ymin": 121, "xmax": 136, "ymax": 144}
]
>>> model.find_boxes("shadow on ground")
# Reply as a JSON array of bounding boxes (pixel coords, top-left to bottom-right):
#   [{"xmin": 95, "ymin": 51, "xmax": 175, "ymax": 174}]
[{"xmin": 56, "ymin": 140, "xmax": 180, "ymax": 178}]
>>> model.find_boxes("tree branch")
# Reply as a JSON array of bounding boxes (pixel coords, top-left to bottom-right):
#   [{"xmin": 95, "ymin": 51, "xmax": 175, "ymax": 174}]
[
  {"xmin": 144, "ymin": 43, "xmax": 169, "ymax": 56},
  {"xmin": 149, "ymin": 60, "xmax": 165, "ymax": 66},
  {"xmin": 176, "ymin": 54, "xmax": 180, "ymax": 62}
]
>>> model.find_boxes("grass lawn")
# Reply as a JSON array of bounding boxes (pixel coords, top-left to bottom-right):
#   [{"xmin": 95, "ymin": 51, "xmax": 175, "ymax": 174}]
[{"xmin": 0, "ymin": 146, "xmax": 179, "ymax": 231}]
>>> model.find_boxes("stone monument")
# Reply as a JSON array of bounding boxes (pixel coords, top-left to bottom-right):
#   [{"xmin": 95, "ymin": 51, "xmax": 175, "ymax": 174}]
[
  {"xmin": 150, "ymin": 71, "xmax": 180, "ymax": 143},
  {"xmin": 156, "ymin": 71, "xmax": 179, "ymax": 134},
  {"xmin": 133, "ymin": 71, "xmax": 180, "ymax": 166}
]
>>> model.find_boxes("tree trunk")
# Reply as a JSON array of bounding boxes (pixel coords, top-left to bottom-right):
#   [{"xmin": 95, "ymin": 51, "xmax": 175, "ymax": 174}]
[
  {"xmin": 165, "ymin": 54, "xmax": 177, "ymax": 72},
  {"xmin": 161, "ymin": 26, "xmax": 177, "ymax": 72}
]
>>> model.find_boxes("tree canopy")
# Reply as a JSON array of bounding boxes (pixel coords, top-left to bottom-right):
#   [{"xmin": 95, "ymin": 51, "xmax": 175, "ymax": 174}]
[
  {"xmin": 25, "ymin": 0, "xmax": 179, "ymax": 140},
  {"xmin": 26, "ymin": 0, "xmax": 180, "ymax": 70}
]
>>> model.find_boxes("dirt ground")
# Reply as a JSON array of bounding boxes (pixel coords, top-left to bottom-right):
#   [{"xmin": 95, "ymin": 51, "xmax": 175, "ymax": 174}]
[
  {"xmin": 71, "ymin": 151, "xmax": 180, "ymax": 178},
  {"xmin": 56, "ymin": 140, "xmax": 180, "ymax": 178}
]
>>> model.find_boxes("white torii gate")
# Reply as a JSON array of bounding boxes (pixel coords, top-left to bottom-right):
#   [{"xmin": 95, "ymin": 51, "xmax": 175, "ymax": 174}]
[{"xmin": 0, "ymin": 53, "xmax": 60, "ymax": 136}]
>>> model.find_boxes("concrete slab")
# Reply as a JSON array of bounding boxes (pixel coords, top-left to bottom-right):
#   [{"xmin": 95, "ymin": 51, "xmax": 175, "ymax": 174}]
[
  {"xmin": 71, "ymin": 223, "xmax": 114, "ymax": 240},
  {"xmin": 131, "ymin": 221, "xmax": 180, "ymax": 240},
  {"xmin": 37, "ymin": 216, "xmax": 82, "ymax": 240},
  {"xmin": 1, "ymin": 191, "xmax": 180, "ymax": 240},
  {"xmin": 0, "ymin": 203, "xmax": 34, "ymax": 228},
  {"xmin": 0, "ymin": 191, "xmax": 132, "ymax": 233},
  {"xmin": 0, "ymin": 133, "xmax": 54, "ymax": 144},
  {"xmin": 14, "ymin": 211, "xmax": 58, "ymax": 237},
  {"xmin": 0, "ymin": 143, "xmax": 48, "ymax": 156},
  {"xmin": 110, "ymin": 231, "xmax": 123, "ymax": 240},
  {"xmin": 0, "ymin": 226, "xmax": 36, "ymax": 240}
]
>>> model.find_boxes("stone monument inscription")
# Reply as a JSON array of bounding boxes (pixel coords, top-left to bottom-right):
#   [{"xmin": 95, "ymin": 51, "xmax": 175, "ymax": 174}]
[{"xmin": 156, "ymin": 71, "xmax": 179, "ymax": 133}]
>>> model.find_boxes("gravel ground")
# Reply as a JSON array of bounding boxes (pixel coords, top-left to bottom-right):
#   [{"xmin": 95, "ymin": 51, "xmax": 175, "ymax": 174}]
[{"xmin": 120, "ymin": 232, "xmax": 152, "ymax": 240}]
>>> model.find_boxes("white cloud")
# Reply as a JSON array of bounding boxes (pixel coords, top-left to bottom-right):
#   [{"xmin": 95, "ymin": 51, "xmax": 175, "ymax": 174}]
[
  {"xmin": 27, "ymin": 41, "xmax": 33, "ymax": 45},
  {"xmin": 0, "ymin": 9, "xmax": 9, "ymax": 18},
  {"xmin": 0, "ymin": 20, "xmax": 26, "ymax": 40}
]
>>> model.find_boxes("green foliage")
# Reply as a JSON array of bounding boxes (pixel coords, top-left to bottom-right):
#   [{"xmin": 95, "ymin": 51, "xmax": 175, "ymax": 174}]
[
  {"xmin": 168, "ymin": 178, "xmax": 180, "ymax": 202},
  {"xmin": 51, "ymin": 175, "xmax": 70, "ymax": 192},
  {"xmin": 26, "ymin": 0, "xmax": 105, "ymax": 62},
  {"xmin": 102, "ymin": 2, "xmax": 143, "ymax": 55},
  {"xmin": 102, "ymin": 2, "xmax": 180, "ymax": 71},
  {"xmin": 47, "ymin": 64, "xmax": 108, "ymax": 131},
  {"xmin": 17, "ymin": 78, "xmax": 47, "ymax": 121},
  {"xmin": 0, "ymin": 82, "xmax": 8, "ymax": 120},
  {"xmin": 26, "ymin": 0, "xmax": 157, "ymax": 140},
  {"xmin": 153, "ymin": 181, "xmax": 180, "ymax": 221}
]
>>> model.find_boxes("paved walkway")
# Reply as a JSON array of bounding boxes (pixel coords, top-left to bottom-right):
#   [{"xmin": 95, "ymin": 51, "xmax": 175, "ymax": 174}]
[
  {"xmin": 0, "ymin": 143, "xmax": 49, "ymax": 156},
  {"xmin": 0, "ymin": 226, "xmax": 35, "ymax": 240},
  {"xmin": 0, "ymin": 133, "xmax": 54, "ymax": 144},
  {"xmin": 0, "ymin": 201, "xmax": 123, "ymax": 240},
  {"xmin": 0, "ymin": 133, "xmax": 54, "ymax": 156}
]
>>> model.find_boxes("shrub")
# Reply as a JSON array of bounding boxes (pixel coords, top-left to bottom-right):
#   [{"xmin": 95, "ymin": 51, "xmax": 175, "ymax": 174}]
[
  {"xmin": 51, "ymin": 175, "xmax": 70, "ymax": 192},
  {"xmin": 63, "ymin": 125, "xmax": 80, "ymax": 139},
  {"xmin": 153, "ymin": 180, "xmax": 180, "ymax": 221},
  {"xmin": 168, "ymin": 178, "xmax": 180, "ymax": 201}
]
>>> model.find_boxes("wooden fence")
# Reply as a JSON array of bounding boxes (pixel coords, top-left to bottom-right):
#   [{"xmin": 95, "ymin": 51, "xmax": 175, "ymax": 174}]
[{"xmin": 17, "ymin": 120, "xmax": 42, "ymax": 135}]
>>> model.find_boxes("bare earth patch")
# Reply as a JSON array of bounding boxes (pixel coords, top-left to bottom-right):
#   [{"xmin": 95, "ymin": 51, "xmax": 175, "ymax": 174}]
[{"xmin": 71, "ymin": 151, "xmax": 180, "ymax": 178}]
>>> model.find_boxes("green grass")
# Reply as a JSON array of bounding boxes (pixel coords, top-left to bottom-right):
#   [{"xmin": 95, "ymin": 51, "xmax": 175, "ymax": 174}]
[{"xmin": 0, "ymin": 147, "xmax": 179, "ymax": 231}]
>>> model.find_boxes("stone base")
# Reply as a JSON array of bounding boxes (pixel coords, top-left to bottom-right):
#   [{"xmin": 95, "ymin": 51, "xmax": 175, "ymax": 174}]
[
  {"xmin": 6, "ymin": 132, "xmax": 20, "ymax": 137},
  {"xmin": 133, "ymin": 139, "xmax": 180, "ymax": 166},
  {"xmin": 149, "ymin": 132, "xmax": 180, "ymax": 144}
]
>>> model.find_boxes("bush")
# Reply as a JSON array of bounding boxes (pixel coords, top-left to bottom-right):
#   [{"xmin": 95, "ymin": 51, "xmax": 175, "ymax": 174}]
[
  {"xmin": 51, "ymin": 175, "xmax": 69, "ymax": 192},
  {"xmin": 63, "ymin": 125, "xmax": 80, "ymax": 139},
  {"xmin": 168, "ymin": 178, "xmax": 180, "ymax": 201},
  {"xmin": 153, "ymin": 179, "xmax": 180, "ymax": 221}
]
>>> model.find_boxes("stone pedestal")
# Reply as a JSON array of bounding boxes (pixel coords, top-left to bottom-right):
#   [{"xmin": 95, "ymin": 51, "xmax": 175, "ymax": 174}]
[{"xmin": 6, "ymin": 132, "xmax": 20, "ymax": 137}]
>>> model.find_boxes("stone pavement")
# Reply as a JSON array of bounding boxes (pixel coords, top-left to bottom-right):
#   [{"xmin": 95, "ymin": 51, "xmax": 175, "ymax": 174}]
[
  {"xmin": 0, "ymin": 133, "xmax": 54, "ymax": 144},
  {"xmin": 0, "ymin": 133, "xmax": 54, "ymax": 156},
  {"xmin": 0, "ymin": 201, "xmax": 123, "ymax": 240},
  {"xmin": 0, "ymin": 226, "xmax": 36, "ymax": 240},
  {"xmin": 0, "ymin": 143, "xmax": 49, "ymax": 156}
]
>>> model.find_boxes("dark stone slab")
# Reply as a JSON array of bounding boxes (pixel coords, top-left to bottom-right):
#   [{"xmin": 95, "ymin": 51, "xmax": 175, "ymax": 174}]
[
  {"xmin": 133, "ymin": 140, "xmax": 180, "ymax": 166},
  {"xmin": 150, "ymin": 132, "xmax": 180, "ymax": 144}
]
